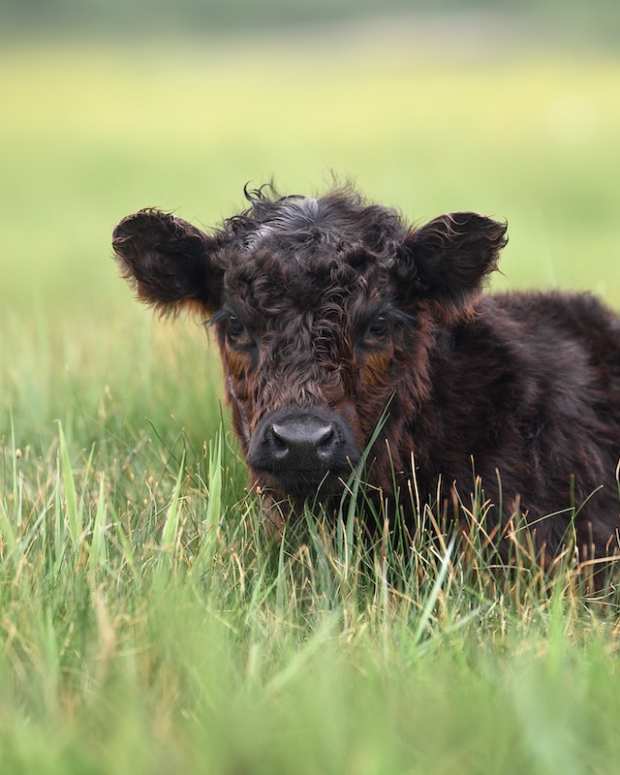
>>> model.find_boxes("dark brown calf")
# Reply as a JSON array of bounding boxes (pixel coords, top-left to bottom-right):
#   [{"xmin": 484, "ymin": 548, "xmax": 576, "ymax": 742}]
[{"xmin": 113, "ymin": 185, "xmax": 620, "ymax": 557}]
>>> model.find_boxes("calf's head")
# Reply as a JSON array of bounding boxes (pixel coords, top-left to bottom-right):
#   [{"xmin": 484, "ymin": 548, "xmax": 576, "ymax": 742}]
[{"xmin": 113, "ymin": 186, "xmax": 507, "ymax": 507}]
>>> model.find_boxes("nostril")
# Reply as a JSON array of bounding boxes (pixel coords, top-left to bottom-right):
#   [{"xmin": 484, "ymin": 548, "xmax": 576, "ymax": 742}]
[
  {"xmin": 314, "ymin": 424, "xmax": 335, "ymax": 449},
  {"xmin": 271, "ymin": 423, "xmax": 287, "ymax": 446},
  {"xmin": 269, "ymin": 424, "xmax": 290, "ymax": 457},
  {"xmin": 314, "ymin": 424, "xmax": 337, "ymax": 462}
]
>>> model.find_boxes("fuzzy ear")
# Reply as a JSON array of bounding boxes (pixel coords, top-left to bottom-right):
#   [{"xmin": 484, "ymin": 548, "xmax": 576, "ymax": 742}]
[
  {"xmin": 396, "ymin": 212, "xmax": 508, "ymax": 312},
  {"xmin": 112, "ymin": 208, "xmax": 223, "ymax": 314}
]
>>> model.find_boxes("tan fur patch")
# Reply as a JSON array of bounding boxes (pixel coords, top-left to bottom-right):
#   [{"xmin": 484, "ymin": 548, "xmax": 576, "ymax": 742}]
[
  {"xmin": 360, "ymin": 349, "xmax": 392, "ymax": 388},
  {"xmin": 223, "ymin": 348, "xmax": 250, "ymax": 381}
]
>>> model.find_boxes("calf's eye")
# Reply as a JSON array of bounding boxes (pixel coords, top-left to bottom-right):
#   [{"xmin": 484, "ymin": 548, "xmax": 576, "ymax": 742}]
[
  {"xmin": 366, "ymin": 316, "xmax": 389, "ymax": 340},
  {"xmin": 226, "ymin": 316, "xmax": 250, "ymax": 346}
]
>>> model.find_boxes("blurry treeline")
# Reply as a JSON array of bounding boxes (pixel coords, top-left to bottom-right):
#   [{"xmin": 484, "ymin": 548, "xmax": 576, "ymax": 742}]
[{"xmin": 1, "ymin": 0, "xmax": 619, "ymax": 44}]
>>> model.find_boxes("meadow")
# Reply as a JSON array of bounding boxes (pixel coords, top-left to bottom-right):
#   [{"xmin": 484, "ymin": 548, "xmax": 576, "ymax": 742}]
[{"xmin": 1, "ymin": 37, "xmax": 620, "ymax": 773}]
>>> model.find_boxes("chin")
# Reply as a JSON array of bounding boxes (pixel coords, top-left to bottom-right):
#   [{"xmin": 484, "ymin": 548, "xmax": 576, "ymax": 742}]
[{"xmin": 254, "ymin": 468, "xmax": 351, "ymax": 505}]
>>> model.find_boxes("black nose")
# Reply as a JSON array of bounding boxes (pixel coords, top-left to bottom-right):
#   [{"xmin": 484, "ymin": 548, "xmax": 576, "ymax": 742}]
[
  {"xmin": 248, "ymin": 407, "xmax": 360, "ymax": 484},
  {"xmin": 269, "ymin": 418, "xmax": 336, "ymax": 466}
]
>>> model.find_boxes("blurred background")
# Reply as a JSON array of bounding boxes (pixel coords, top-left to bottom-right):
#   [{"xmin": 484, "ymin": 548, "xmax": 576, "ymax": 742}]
[
  {"xmin": 1, "ymin": 8, "xmax": 619, "ymax": 769},
  {"xmin": 1, "ymin": 0, "xmax": 619, "ymax": 444}
]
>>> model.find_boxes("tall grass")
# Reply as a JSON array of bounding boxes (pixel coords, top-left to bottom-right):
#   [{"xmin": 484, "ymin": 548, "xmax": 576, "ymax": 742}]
[
  {"xmin": 1, "ymin": 412, "xmax": 620, "ymax": 774},
  {"xmin": 1, "ymin": 41, "xmax": 620, "ymax": 773}
]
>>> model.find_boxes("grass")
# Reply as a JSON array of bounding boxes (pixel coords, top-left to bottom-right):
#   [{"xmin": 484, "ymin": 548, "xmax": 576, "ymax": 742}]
[{"xmin": 1, "ymin": 37, "xmax": 620, "ymax": 774}]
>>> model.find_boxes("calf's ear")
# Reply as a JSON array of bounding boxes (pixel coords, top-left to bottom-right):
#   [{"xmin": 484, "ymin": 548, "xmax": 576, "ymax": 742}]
[
  {"xmin": 397, "ymin": 212, "xmax": 507, "ymax": 313},
  {"xmin": 112, "ymin": 209, "xmax": 223, "ymax": 315}
]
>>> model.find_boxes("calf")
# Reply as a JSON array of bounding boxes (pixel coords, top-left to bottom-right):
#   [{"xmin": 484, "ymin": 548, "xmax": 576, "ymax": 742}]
[{"xmin": 113, "ymin": 185, "xmax": 620, "ymax": 557}]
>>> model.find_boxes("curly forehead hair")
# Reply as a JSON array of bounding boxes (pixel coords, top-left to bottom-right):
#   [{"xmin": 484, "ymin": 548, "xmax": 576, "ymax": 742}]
[
  {"xmin": 202, "ymin": 184, "xmax": 411, "ymax": 329},
  {"xmin": 223, "ymin": 182, "xmax": 407, "ymax": 259}
]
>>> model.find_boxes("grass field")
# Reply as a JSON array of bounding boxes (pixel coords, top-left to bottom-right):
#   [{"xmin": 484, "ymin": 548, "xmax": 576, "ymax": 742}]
[{"xmin": 1, "ymin": 39, "xmax": 620, "ymax": 774}]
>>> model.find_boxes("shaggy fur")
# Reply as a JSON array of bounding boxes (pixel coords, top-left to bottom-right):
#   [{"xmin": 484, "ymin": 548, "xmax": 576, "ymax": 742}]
[{"xmin": 113, "ymin": 185, "xmax": 620, "ymax": 558}]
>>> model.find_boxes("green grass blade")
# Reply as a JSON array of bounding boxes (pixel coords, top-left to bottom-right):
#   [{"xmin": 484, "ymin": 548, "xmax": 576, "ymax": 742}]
[{"xmin": 57, "ymin": 422, "xmax": 83, "ymax": 549}]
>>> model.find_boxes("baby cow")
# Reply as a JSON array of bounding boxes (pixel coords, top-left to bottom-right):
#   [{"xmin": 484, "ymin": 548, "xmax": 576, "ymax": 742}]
[{"xmin": 113, "ymin": 186, "xmax": 620, "ymax": 558}]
